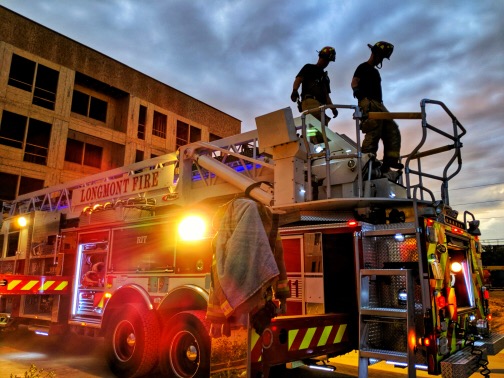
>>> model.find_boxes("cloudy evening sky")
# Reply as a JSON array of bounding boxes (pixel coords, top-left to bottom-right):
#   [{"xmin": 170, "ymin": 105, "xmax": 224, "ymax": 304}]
[{"xmin": 2, "ymin": 0, "xmax": 504, "ymax": 241}]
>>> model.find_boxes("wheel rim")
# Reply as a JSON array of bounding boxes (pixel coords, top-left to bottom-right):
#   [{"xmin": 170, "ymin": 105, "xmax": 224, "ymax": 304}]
[
  {"xmin": 113, "ymin": 319, "xmax": 136, "ymax": 362},
  {"xmin": 170, "ymin": 330, "xmax": 200, "ymax": 377}
]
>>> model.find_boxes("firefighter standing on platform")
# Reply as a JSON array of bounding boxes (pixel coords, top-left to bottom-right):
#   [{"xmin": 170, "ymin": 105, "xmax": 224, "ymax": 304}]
[
  {"xmin": 291, "ymin": 46, "xmax": 338, "ymax": 125},
  {"xmin": 351, "ymin": 41, "xmax": 403, "ymax": 175}
]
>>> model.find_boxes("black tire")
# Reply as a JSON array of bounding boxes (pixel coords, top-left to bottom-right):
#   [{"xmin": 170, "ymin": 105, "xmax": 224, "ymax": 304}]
[
  {"xmin": 105, "ymin": 303, "xmax": 160, "ymax": 378},
  {"xmin": 159, "ymin": 310, "xmax": 210, "ymax": 378}
]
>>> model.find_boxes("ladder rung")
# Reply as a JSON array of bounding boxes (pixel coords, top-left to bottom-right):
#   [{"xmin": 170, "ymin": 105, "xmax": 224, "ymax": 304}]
[
  {"xmin": 361, "ymin": 307, "xmax": 407, "ymax": 318},
  {"xmin": 360, "ymin": 348, "xmax": 408, "ymax": 362},
  {"xmin": 368, "ymin": 112, "xmax": 422, "ymax": 120},
  {"xmin": 360, "ymin": 269, "xmax": 412, "ymax": 277}
]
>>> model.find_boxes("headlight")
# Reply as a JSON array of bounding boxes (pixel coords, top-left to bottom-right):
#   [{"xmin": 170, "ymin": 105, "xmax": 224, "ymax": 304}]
[{"xmin": 178, "ymin": 215, "xmax": 207, "ymax": 241}]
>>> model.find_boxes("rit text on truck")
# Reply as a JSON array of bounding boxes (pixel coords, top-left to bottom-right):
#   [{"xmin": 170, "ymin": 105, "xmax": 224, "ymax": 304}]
[{"xmin": 0, "ymin": 100, "xmax": 502, "ymax": 378}]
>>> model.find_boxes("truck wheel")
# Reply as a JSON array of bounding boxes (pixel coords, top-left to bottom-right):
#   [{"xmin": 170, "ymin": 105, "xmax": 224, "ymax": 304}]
[
  {"xmin": 159, "ymin": 310, "xmax": 210, "ymax": 378},
  {"xmin": 105, "ymin": 303, "xmax": 159, "ymax": 378}
]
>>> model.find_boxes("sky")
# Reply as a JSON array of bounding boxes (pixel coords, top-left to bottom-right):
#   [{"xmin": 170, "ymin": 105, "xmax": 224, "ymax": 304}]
[{"xmin": 2, "ymin": 0, "xmax": 504, "ymax": 242}]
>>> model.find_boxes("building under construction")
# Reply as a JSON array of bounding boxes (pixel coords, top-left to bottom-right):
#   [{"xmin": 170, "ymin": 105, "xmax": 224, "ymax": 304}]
[{"xmin": 0, "ymin": 6, "xmax": 240, "ymax": 207}]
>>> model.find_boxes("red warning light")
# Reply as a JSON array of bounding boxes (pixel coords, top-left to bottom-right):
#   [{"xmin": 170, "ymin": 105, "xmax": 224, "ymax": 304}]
[{"xmin": 347, "ymin": 220, "xmax": 358, "ymax": 227}]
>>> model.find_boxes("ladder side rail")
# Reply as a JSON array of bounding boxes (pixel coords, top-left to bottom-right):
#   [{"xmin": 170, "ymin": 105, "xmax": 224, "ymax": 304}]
[
  {"xmin": 359, "ymin": 273, "xmax": 371, "ymax": 378},
  {"xmin": 4, "ymin": 154, "xmax": 178, "ymax": 215},
  {"xmin": 190, "ymin": 141, "xmax": 274, "ymax": 171},
  {"xmin": 185, "ymin": 150, "xmax": 273, "ymax": 206},
  {"xmin": 185, "ymin": 141, "xmax": 274, "ymax": 192},
  {"xmin": 412, "ymin": 187, "xmax": 433, "ymax": 315},
  {"xmin": 405, "ymin": 268, "xmax": 417, "ymax": 378},
  {"xmin": 41, "ymin": 192, "xmax": 55, "ymax": 212},
  {"xmin": 359, "ymin": 269, "xmax": 417, "ymax": 377}
]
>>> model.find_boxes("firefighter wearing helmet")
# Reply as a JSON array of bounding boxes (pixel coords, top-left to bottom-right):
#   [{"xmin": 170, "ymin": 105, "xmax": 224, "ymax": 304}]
[
  {"xmin": 351, "ymin": 41, "xmax": 403, "ymax": 178},
  {"xmin": 291, "ymin": 46, "xmax": 338, "ymax": 125}
]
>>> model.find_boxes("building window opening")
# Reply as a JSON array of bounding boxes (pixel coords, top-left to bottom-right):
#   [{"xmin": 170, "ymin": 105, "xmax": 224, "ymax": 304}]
[
  {"xmin": 89, "ymin": 97, "xmax": 107, "ymax": 122},
  {"xmin": 176, "ymin": 121, "xmax": 201, "ymax": 149},
  {"xmin": 8, "ymin": 54, "xmax": 59, "ymax": 110},
  {"xmin": 190, "ymin": 126, "xmax": 201, "ymax": 143},
  {"xmin": 0, "ymin": 111, "xmax": 26, "ymax": 149},
  {"xmin": 64, "ymin": 138, "xmax": 103, "ymax": 168},
  {"xmin": 0, "ymin": 172, "xmax": 44, "ymax": 210},
  {"xmin": 0, "ymin": 172, "xmax": 18, "ymax": 203},
  {"xmin": 176, "ymin": 120, "xmax": 189, "ymax": 149},
  {"xmin": 210, "ymin": 133, "xmax": 221, "ymax": 142},
  {"xmin": 8, "ymin": 54, "xmax": 36, "ymax": 92},
  {"xmin": 24, "ymin": 118, "xmax": 52, "ymax": 165},
  {"xmin": 19, "ymin": 176, "xmax": 44, "ymax": 195},
  {"xmin": 153, "ymin": 111, "xmax": 167, "ymax": 139},
  {"xmin": 7, "ymin": 232, "xmax": 20, "ymax": 258},
  {"xmin": 32, "ymin": 64, "xmax": 59, "ymax": 110},
  {"xmin": 0, "ymin": 111, "xmax": 51, "ymax": 166},
  {"xmin": 135, "ymin": 150, "xmax": 144, "ymax": 163},
  {"xmin": 138, "ymin": 105, "xmax": 146, "ymax": 140},
  {"xmin": 71, "ymin": 90, "xmax": 108, "ymax": 122}
]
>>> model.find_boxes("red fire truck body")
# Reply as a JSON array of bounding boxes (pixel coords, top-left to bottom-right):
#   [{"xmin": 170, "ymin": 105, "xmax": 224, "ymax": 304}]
[{"xmin": 0, "ymin": 101, "xmax": 502, "ymax": 378}]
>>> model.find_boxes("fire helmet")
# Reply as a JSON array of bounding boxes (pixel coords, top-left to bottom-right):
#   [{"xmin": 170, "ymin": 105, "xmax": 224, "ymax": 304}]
[
  {"xmin": 318, "ymin": 46, "xmax": 336, "ymax": 62},
  {"xmin": 367, "ymin": 41, "xmax": 394, "ymax": 59}
]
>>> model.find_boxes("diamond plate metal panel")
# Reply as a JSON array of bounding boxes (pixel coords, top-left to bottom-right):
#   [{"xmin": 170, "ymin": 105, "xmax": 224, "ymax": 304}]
[
  {"xmin": 440, "ymin": 346, "xmax": 486, "ymax": 378},
  {"xmin": 360, "ymin": 222, "xmax": 427, "ymax": 366}
]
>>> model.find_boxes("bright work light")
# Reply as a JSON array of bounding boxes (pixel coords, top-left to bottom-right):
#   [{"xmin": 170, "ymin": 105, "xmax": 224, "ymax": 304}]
[
  {"xmin": 17, "ymin": 216, "xmax": 27, "ymax": 228},
  {"xmin": 178, "ymin": 215, "xmax": 207, "ymax": 241},
  {"xmin": 450, "ymin": 261, "xmax": 462, "ymax": 273}
]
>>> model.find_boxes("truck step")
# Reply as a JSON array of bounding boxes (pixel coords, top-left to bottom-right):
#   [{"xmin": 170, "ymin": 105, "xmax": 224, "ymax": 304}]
[
  {"xmin": 440, "ymin": 346, "xmax": 486, "ymax": 378},
  {"xmin": 360, "ymin": 307, "xmax": 407, "ymax": 318},
  {"xmin": 28, "ymin": 325, "xmax": 50, "ymax": 336},
  {"xmin": 359, "ymin": 348, "xmax": 408, "ymax": 363},
  {"xmin": 475, "ymin": 332, "xmax": 504, "ymax": 355}
]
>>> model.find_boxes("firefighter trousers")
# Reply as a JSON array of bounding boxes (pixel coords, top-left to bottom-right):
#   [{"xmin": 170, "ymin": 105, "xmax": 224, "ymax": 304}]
[
  {"xmin": 302, "ymin": 97, "xmax": 330, "ymax": 126},
  {"xmin": 359, "ymin": 98, "xmax": 401, "ymax": 162}
]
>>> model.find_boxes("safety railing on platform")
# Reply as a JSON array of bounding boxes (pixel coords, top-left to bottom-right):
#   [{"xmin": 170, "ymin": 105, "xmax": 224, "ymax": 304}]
[
  {"xmin": 298, "ymin": 104, "xmax": 363, "ymax": 200},
  {"xmin": 404, "ymin": 99, "xmax": 466, "ymax": 206},
  {"xmin": 298, "ymin": 99, "xmax": 465, "ymax": 205}
]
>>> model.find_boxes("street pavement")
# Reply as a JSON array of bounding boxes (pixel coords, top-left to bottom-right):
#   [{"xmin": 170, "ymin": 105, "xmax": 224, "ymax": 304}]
[{"xmin": 1, "ymin": 328, "xmax": 504, "ymax": 377}]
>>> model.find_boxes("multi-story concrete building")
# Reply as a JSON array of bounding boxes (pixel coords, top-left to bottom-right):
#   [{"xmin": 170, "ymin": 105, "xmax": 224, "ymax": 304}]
[{"xmin": 0, "ymin": 6, "xmax": 240, "ymax": 207}]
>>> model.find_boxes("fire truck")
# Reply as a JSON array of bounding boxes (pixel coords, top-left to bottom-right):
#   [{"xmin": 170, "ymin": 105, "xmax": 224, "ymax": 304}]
[{"xmin": 0, "ymin": 100, "xmax": 502, "ymax": 378}]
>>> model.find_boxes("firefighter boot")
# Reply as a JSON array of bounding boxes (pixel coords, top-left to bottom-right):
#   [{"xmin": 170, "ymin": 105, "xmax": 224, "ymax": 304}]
[{"xmin": 381, "ymin": 157, "xmax": 404, "ymax": 173}]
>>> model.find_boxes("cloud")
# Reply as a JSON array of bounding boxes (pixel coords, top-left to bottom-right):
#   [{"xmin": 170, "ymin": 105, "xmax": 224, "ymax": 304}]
[{"xmin": 2, "ymin": 0, "xmax": 504, "ymax": 240}]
